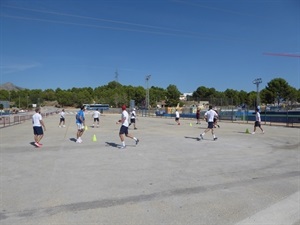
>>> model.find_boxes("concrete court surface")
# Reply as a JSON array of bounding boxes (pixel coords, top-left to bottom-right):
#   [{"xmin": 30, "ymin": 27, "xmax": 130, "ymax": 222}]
[{"xmin": 0, "ymin": 110, "xmax": 299, "ymax": 225}]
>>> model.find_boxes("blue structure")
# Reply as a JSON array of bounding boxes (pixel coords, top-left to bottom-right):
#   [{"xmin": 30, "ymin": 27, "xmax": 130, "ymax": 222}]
[
  {"xmin": 0, "ymin": 101, "xmax": 10, "ymax": 109},
  {"xmin": 156, "ymin": 109, "xmax": 300, "ymax": 125}
]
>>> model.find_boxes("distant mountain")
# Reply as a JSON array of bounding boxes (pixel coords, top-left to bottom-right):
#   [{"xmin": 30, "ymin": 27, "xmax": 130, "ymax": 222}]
[{"xmin": 0, "ymin": 82, "xmax": 24, "ymax": 91}]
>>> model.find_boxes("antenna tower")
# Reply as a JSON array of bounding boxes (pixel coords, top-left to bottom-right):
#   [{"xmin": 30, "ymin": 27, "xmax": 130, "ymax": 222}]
[
  {"xmin": 115, "ymin": 69, "xmax": 119, "ymax": 82},
  {"xmin": 253, "ymin": 78, "xmax": 262, "ymax": 107}
]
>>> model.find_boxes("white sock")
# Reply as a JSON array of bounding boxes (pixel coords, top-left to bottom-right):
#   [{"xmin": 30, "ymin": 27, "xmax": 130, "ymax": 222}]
[{"xmin": 122, "ymin": 141, "xmax": 125, "ymax": 146}]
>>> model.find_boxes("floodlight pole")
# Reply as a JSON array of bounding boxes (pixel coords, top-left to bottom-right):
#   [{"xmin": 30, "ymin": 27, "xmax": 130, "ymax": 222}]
[
  {"xmin": 145, "ymin": 75, "xmax": 151, "ymax": 109},
  {"xmin": 253, "ymin": 78, "xmax": 262, "ymax": 107}
]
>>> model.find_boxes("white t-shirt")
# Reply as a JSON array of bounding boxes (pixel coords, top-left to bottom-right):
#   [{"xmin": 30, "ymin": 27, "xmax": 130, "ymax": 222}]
[
  {"xmin": 32, "ymin": 113, "xmax": 42, "ymax": 127},
  {"xmin": 130, "ymin": 110, "xmax": 136, "ymax": 119},
  {"xmin": 121, "ymin": 110, "xmax": 129, "ymax": 127},
  {"xmin": 60, "ymin": 111, "xmax": 65, "ymax": 118},
  {"xmin": 175, "ymin": 111, "xmax": 180, "ymax": 118},
  {"xmin": 205, "ymin": 109, "xmax": 218, "ymax": 122},
  {"xmin": 255, "ymin": 112, "xmax": 261, "ymax": 122},
  {"xmin": 92, "ymin": 110, "xmax": 101, "ymax": 118}
]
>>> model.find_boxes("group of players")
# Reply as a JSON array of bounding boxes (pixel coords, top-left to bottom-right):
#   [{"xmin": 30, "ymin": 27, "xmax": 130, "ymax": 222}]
[{"xmin": 31, "ymin": 105, "xmax": 264, "ymax": 148}]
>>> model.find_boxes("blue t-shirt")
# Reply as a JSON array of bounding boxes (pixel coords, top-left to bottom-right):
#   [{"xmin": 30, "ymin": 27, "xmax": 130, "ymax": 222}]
[{"xmin": 76, "ymin": 110, "xmax": 85, "ymax": 124}]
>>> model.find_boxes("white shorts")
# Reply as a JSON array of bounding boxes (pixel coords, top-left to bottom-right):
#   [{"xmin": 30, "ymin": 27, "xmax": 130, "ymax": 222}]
[{"xmin": 77, "ymin": 123, "xmax": 84, "ymax": 130}]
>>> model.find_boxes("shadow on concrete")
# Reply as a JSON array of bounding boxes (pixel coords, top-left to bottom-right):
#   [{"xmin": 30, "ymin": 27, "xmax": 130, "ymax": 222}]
[
  {"xmin": 69, "ymin": 138, "xmax": 77, "ymax": 142},
  {"xmin": 184, "ymin": 136, "xmax": 200, "ymax": 141},
  {"xmin": 105, "ymin": 142, "xmax": 119, "ymax": 148}
]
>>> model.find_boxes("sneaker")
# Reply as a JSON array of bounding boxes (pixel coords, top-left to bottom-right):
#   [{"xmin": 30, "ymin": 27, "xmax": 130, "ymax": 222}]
[
  {"xmin": 135, "ymin": 139, "xmax": 140, "ymax": 145},
  {"xmin": 262, "ymin": 131, "xmax": 265, "ymax": 134},
  {"xmin": 200, "ymin": 134, "xmax": 204, "ymax": 140},
  {"xmin": 34, "ymin": 142, "xmax": 41, "ymax": 147},
  {"xmin": 76, "ymin": 138, "xmax": 82, "ymax": 143},
  {"xmin": 252, "ymin": 132, "xmax": 255, "ymax": 134},
  {"xmin": 58, "ymin": 126, "xmax": 61, "ymax": 128},
  {"xmin": 38, "ymin": 142, "xmax": 43, "ymax": 146},
  {"xmin": 134, "ymin": 127, "xmax": 137, "ymax": 130},
  {"xmin": 119, "ymin": 145, "xmax": 126, "ymax": 149},
  {"xmin": 63, "ymin": 125, "xmax": 65, "ymax": 128},
  {"xmin": 213, "ymin": 137, "xmax": 218, "ymax": 141}
]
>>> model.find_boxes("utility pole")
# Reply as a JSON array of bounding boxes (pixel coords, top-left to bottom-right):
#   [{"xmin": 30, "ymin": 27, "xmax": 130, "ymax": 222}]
[
  {"xmin": 115, "ymin": 69, "xmax": 119, "ymax": 82},
  {"xmin": 253, "ymin": 78, "xmax": 262, "ymax": 108},
  {"xmin": 145, "ymin": 75, "xmax": 151, "ymax": 109}
]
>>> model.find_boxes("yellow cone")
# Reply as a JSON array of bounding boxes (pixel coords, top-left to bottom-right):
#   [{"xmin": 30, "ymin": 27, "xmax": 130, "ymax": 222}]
[
  {"xmin": 92, "ymin": 134, "xmax": 97, "ymax": 142},
  {"xmin": 190, "ymin": 123, "xmax": 192, "ymax": 127},
  {"xmin": 246, "ymin": 128, "xmax": 250, "ymax": 134},
  {"xmin": 85, "ymin": 125, "xmax": 88, "ymax": 131}
]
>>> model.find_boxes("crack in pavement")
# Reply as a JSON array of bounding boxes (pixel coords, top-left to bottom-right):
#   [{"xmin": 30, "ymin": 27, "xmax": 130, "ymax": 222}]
[{"xmin": 1, "ymin": 170, "xmax": 299, "ymax": 221}]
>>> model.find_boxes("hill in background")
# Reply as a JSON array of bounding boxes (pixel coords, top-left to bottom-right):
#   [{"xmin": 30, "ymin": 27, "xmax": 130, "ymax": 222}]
[{"xmin": 0, "ymin": 82, "xmax": 24, "ymax": 91}]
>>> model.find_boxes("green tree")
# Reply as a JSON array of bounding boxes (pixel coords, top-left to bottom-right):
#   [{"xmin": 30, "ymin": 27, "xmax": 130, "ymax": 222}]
[
  {"xmin": 56, "ymin": 90, "xmax": 74, "ymax": 107},
  {"xmin": 149, "ymin": 86, "xmax": 167, "ymax": 108},
  {"xmin": 224, "ymin": 89, "xmax": 239, "ymax": 106},
  {"xmin": 0, "ymin": 90, "xmax": 10, "ymax": 101},
  {"xmin": 238, "ymin": 90, "xmax": 248, "ymax": 106},
  {"xmin": 42, "ymin": 89, "xmax": 56, "ymax": 101},
  {"xmin": 247, "ymin": 91, "xmax": 257, "ymax": 108},
  {"xmin": 192, "ymin": 86, "xmax": 218, "ymax": 101},
  {"xmin": 166, "ymin": 84, "xmax": 181, "ymax": 107},
  {"xmin": 265, "ymin": 78, "xmax": 292, "ymax": 105}
]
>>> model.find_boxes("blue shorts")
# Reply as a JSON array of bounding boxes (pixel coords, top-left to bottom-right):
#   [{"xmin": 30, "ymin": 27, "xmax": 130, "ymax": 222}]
[
  {"xmin": 254, "ymin": 121, "xmax": 261, "ymax": 127},
  {"xmin": 33, "ymin": 126, "xmax": 43, "ymax": 135},
  {"xmin": 207, "ymin": 122, "xmax": 214, "ymax": 129},
  {"xmin": 119, "ymin": 125, "xmax": 128, "ymax": 135}
]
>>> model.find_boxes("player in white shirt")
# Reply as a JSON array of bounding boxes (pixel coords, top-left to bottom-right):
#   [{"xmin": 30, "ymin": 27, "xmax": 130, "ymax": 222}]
[
  {"xmin": 252, "ymin": 108, "xmax": 264, "ymax": 134},
  {"xmin": 199, "ymin": 105, "xmax": 218, "ymax": 141},
  {"xmin": 92, "ymin": 108, "xmax": 101, "ymax": 127},
  {"xmin": 116, "ymin": 105, "xmax": 139, "ymax": 149},
  {"xmin": 175, "ymin": 109, "xmax": 180, "ymax": 125},
  {"xmin": 32, "ymin": 107, "xmax": 46, "ymax": 147},
  {"xmin": 58, "ymin": 109, "xmax": 66, "ymax": 127},
  {"xmin": 129, "ymin": 108, "xmax": 137, "ymax": 129}
]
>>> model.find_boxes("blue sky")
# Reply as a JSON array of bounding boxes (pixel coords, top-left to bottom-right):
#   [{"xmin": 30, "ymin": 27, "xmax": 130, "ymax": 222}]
[{"xmin": 1, "ymin": 0, "xmax": 299, "ymax": 93}]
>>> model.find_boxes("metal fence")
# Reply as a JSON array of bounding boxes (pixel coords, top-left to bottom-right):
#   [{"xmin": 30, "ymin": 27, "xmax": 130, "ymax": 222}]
[
  {"xmin": 1, "ymin": 107, "xmax": 299, "ymax": 128},
  {"xmin": 143, "ymin": 107, "xmax": 300, "ymax": 128},
  {"xmin": 0, "ymin": 110, "xmax": 58, "ymax": 128}
]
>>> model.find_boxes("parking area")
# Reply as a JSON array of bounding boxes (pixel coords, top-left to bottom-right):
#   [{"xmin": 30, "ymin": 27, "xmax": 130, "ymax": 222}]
[{"xmin": 1, "ymin": 110, "xmax": 299, "ymax": 225}]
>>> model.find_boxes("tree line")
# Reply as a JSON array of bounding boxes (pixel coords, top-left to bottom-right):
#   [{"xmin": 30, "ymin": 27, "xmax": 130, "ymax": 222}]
[{"xmin": 0, "ymin": 78, "xmax": 299, "ymax": 110}]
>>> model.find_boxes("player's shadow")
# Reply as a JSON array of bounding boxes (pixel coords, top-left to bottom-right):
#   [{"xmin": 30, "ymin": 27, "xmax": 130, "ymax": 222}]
[
  {"xmin": 184, "ymin": 136, "xmax": 200, "ymax": 141},
  {"xmin": 30, "ymin": 142, "xmax": 37, "ymax": 147},
  {"xmin": 69, "ymin": 138, "xmax": 77, "ymax": 142},
  {"xmin": 105, "ymin": 142, "xmax": 119, "ymax": 148}
]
